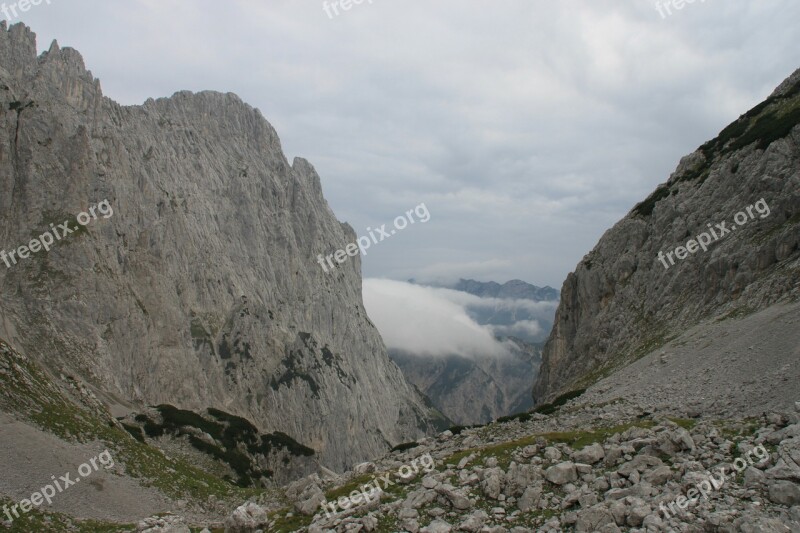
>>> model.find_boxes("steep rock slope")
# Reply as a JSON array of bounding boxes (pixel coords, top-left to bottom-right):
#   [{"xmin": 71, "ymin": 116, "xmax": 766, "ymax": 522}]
[
  {"xmin": 0, "ymin": 22, "xmax": 437, "ymax": 472},
  {"xmin": 390, "ymin": 337, "xmax": 542, "ymax": 425},
  {"xmin": 534, "ymin": 68, "xmax": 800, "ymax": 402}
]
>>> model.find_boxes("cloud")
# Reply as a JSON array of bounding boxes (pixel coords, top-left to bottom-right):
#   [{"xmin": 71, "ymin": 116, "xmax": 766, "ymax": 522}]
[
  {"xmin": 362, "ymin": 279, "xmax": 558, "ymax": 357},
  {"xmin": 490, "ymin": 320, "xmax": 545, "ymax": 340},
  {"xmin": 363, "ymin": 279, "xmax": 514, "ymax": 358},
  {"xmin": 15, "ymin": 0, "xmax": 800, "ymax": 286}
]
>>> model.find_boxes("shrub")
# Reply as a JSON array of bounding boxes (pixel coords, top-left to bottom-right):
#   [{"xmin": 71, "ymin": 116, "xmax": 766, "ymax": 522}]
[
  {"xmin": 496, "ymin": 412, "xmax": 532, "ymax": 424},
  {"xmin": 121, "ymin": 422, "xmax": 145, "ymax": 442},
  {"xmin": 391, "ymin": 441, "xmax": 420, "ymax": 453},
  {"xmin": 533, "ymin": 388, "xmax": 587, "ymax": 415}
]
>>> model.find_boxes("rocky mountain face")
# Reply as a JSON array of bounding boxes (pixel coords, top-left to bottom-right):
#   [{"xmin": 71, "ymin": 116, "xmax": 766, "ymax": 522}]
[
  {"xmin": 0, "ymin": 22, "xmax": 439, "ymax": 474},
  {"xmin": 390, "ymin": 337, "xmax": 542, "ymax": 426},
  {"xmin": 534, "ymin": 68, "xmax": 800, "ymax": 403}
]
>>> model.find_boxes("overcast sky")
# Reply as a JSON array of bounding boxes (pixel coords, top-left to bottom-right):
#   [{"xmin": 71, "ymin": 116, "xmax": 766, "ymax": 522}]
[{"xmin": 12, "ymin": 0, "xmax": 799, "ymax": 288}]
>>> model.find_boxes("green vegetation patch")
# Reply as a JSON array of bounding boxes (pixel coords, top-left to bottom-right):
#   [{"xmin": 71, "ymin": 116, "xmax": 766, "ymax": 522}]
[
  {"xmin": 0, "ymin": 343, "xmax": 256, "ymax": 503},
  {"xmin": 136, "ymin": 405, "xmax": 314, "ymax": 486},
  {"xmin": 632, "ymin": 183, "xmax": 672, "ymax": 217},
  {"xmin": 391, "ymin": 441, "xmax": 420, "ymax": 453},
  {"xmin": 0, "ymin": 496, "xmax": 130, "ymax": 533},
  {"xmin": 667, "ymin": 417, "xmax": 697, "ymax": 430},
  {"xmin": 533, "ymin": 389, "xmax": 586, "ymax": 415},
  {"xmin": 632, "ymin": 79, "xmax": 800, "ymax": 218},
  {"xmin": 496, "ymin": 411, "xmax": 532, "ymax": 424},
  {"xmin": 443, "ymin": 419, "xmax": 656, "ymax": 470}
]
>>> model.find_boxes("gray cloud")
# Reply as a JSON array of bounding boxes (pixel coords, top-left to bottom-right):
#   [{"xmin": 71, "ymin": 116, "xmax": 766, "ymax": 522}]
[
  {"xmin": 363, "ymin": 279, "xmax": 516, "ymax": 358},
  {"xmin": 362, "ymin": 279, "xmax": 557, "ymax": 357},
  {"xmin": 14, "ymin": 0, "xmax": 800, "ymax": 286}
]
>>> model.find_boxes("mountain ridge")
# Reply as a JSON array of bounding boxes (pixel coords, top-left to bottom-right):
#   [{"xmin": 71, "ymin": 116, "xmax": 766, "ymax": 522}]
[{"xmin": 0, "ymin": 21, "xmax": 438, "ymax": 474}]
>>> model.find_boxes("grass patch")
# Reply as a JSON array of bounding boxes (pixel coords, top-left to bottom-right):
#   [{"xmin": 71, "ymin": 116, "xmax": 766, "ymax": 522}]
[
  {"xmin": 268, "ymin": 509, "xmax": 314, "ymax": 533},
  {"xmin": 0, "ymin": 496, "xmax": 131, "ymax": 532},
  {"xmin": 0, "ymin": 342, "xmax": 258, "ymax": 503},
  {"xmin": 325, "ymin": 473, "xmax": 376, "ymax": 502},
  {"xmin": 442, "ymin": 420, "xmax": 656, "ymax": 469},
  {"xmin": 667, "ymin": 417, "xmax": 697, "ymax": 430}
]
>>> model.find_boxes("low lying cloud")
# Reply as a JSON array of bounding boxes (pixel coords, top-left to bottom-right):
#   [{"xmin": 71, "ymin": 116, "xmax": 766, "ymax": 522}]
[
  {"xmin": 362, "ymin": 279, "xmax": 556, "ymax": 358},
  {"xmin": 490, "ymin": 320, "xmax": 545, "ymax": 339}
]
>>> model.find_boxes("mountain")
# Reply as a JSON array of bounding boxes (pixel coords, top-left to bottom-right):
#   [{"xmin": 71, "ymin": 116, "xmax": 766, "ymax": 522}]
[
  {"xmin": 452, "ymin": 278, "xmax": 559, "ymax": 302},
  {"xmin": 534, "ymin": 68, "xmax": 800, "ymax": 404},
  {"xmin": 389, "ymin": 337, "xmax": 542, "ymax": 426},
  {"xmin": 0, "ymin": 21, "xmax": 441, "ymax": 482}
]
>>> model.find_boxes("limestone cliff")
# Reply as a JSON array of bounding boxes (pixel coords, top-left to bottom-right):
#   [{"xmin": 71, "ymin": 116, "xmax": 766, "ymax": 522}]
[
  {"xmin": 534, "ymin": 68, "xmax": 800, "ymax": 403},
  {"xmin": 0, "ymin": 22, "xmax": 438, "ymax": 472}
]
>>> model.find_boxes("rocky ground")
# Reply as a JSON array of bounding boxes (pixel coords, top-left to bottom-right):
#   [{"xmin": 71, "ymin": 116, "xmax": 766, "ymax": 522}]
[
  {"xmin": 580, "ymin": 301, "xmax": 800, "ymax": 420},
  {"xmin": 4, "ymin": 301, "xmax": 800, "ymax": 532},
  {"xmin": 195, "ymin": 396, "xmax": 800, "ymax": 533}
]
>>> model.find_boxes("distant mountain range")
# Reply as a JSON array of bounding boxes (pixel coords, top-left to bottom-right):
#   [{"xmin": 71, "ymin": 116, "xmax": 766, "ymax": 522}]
[{"xmin": 451, "ymin": 278, "xmax": 559, "ymax": 302}]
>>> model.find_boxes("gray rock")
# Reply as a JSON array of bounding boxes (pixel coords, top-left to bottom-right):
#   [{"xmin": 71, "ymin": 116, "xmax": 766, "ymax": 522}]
[
  {"xmin": 744, "ymin": 466, "xmax": 766, "ymax": 488},
  {"xmin": 643, "ymin": 465, "xmax": 673, "ymax": 485},
  {"xmin": 575, "ymin": 505, "xmax": 618, "ymax": 533},
  {"xmin": 421, "ymin": 519, "xmax": 452, "ymax": 533},
  {"xmin": 137, "ymin": 515, "xmax": 191, "ymax": 533},
  {"xmin": 504, "ymin": 462, "xmax": 538, "ymax": 496},
  {"xmin": 224, "ymin": 503, "xmax": 269, "ymax": 533},
  {"xmin": 521, "ymin": 445, "xmax": 538, "ymax": 458},
  {"xmin": 404, "ymin": 487, "xmax": 438, "ymax": 509},
  {"xmin": 627, "ymin": 502, "xmax": 650, "ymax": 527},
  {"xmin": 543, "ymin": 447, "xmax": 562, "ymax": 462},
  {"xmin": 545, "ymin": 462, "xmax": 578, "ymax": 485},
  {"xmin": 457, "ymin": 510, "xmax": 488, "ymax": 533},
  {"xmin": 517, "ymin": 485, "xmax": 542, "ymax": 512},
  {"xmin": 573, "ymin": 443, "xmax": 604, "ymax": 465},
  {"xmin": 732, "ymin": 515, "xmax": 792, "ymax": 532},
  {"xmin": 361, "ymin": 515, "xmax": 379, "ymax": 532},
  {"xmin": 434, "ymin": 484, "xmax": 471, "ymax": 510},
  {"xmin": 481, "ymin": 467, "xmax": 506, "ymax": 499},
  {"xmin": 400, "ymin": 519, "xmax": 421, "ymax": 533},
  {"xmin": 768, "ymin": 480, "xmax": 800, "ymax": 506}
]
